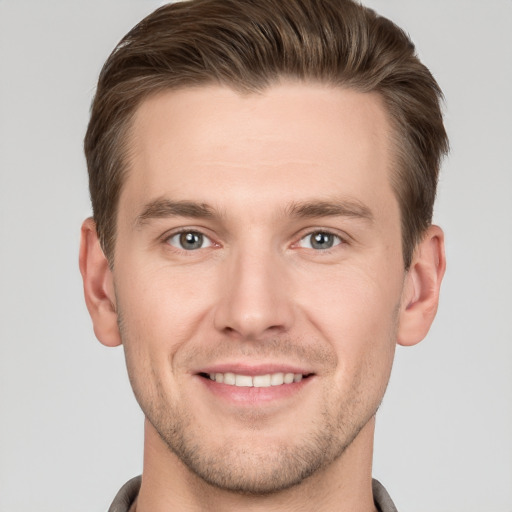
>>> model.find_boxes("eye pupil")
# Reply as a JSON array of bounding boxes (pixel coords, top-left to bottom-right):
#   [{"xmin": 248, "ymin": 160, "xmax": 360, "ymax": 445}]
[
  {"xmin": 180, "ymin": 232, "xmax": 203, "ymax": 250},
  {"xmin": 311, "ymin": 232, "xmax": 334, "ymax": 250}
]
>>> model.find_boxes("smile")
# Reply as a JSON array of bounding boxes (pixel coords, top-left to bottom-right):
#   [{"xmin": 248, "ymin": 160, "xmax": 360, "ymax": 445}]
[{"xmin": 204, "ymin": 372, "xmax": 306, "ymax": 387}]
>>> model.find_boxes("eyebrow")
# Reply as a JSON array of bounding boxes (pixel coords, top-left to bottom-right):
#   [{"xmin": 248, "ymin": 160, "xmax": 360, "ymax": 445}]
[
  {"xmin": 286, "ymin": 199, "xmax": 374, "ymax": 222},
  {"xmin": 135, "ymin": 198, "xmax": 216, "ymax": 227},
  {"xmin": 134, "ymin": 196, "xmax": 374, "ymax": 228}
]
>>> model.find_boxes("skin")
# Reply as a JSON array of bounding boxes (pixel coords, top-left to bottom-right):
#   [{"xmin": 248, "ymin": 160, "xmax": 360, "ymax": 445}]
[{"xmin": 80, "ymin": 82, "xmax": 445, "ymax": 511}]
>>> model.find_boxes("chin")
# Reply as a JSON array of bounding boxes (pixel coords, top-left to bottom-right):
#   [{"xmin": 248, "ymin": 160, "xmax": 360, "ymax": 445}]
[{"xmin": 150, "ymin": 409, "xmax": 369, "ymax": 496}]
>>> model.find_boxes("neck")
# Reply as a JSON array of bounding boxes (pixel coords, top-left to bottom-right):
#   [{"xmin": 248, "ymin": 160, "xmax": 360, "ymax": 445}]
[{"xmin": 134, "ymin": 417, "xmax": 378, "ymax": 512}]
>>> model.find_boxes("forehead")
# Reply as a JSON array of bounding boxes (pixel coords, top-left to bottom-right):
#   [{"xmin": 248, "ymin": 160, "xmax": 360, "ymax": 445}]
[{"xmin": 122, "ymin": 82, "xmax": 396, "ymax": 222}]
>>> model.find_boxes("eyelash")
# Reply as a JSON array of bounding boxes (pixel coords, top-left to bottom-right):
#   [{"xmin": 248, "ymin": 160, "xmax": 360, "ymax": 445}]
[
  {"xmin": 161, "ymin": 228, "xmax": 348, "ymax": 253},
  {"xmin": 296, "ymin": 230, "xmax": 346, "ymax": 251},
  {"xmin": 164, "ymin": 229, "xmax": 215, "ymax": 252}
]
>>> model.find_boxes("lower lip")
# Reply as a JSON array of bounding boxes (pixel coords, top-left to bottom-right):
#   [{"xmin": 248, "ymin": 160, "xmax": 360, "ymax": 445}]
[{"xmin": 198, "ymin": 375, "xmax": 312, "ymax": 404}]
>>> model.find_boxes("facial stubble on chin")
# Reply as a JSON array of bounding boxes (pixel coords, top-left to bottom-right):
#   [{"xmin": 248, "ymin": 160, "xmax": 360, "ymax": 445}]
[{"xmin": 117, "ymin": 307, "xmax": 398, "ymax": 496}]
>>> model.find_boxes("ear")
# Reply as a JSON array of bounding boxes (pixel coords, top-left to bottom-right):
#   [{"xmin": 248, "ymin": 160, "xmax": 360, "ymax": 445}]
[
  {"xmin": 79, "ymin": 218, "xmax": 121, "ymax": 347},
  {"xmin": 397, "ymin": 225, "xmax": 446, "ymax": 347}
]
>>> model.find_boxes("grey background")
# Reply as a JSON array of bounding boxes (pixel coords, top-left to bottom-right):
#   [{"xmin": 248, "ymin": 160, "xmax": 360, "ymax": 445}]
[{"xmin": 1, "ymin": 1, "xmax": 511, "ymax": 510}]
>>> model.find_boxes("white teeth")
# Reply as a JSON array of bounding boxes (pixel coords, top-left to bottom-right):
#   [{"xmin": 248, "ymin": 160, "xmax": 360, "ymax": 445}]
[
  {"xmin": 224, "ymin": 372, "xmax": 236, "ymax": 385},
  {"xmin": 235, "ymin": 375, "xmax": 253, "ymax": 387},
  {"xmin": 253, "ymin": 374, "xmax": 271, "ymax": 387},
  {"xmin": 206, "ymin": 372, "xmax": 304, "ymax": 387},
  {"xmin": 284, "ymin": 373, "xmax": 294, "ymax": 384},
  {"xmin": 270, "ymin": 373, "xmax": 284, "ymax": 386}
]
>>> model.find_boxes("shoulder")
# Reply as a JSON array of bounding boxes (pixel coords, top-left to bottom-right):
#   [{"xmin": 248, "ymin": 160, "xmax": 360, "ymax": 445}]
[
  {"xmin": 108, "ymin": 475, "xmax": 141, "ymax": 512},
  {"xmin": 372, "ymin": 479, "xmax": 398, "ymax": 512}
]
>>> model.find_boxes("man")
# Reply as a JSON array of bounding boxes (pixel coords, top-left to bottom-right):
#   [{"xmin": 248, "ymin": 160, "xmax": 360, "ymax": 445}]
[{"xmin": 79, "ymin": 0, "xmax": 448, "ymax": 510}]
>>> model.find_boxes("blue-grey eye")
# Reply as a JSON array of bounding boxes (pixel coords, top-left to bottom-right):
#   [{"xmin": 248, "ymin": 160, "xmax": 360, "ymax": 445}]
[
  {"xmin": 299, "ymin": 231, "xmax": 341, "ymax": 250},
  {"xmin": 168, "ymin": 231, "xmax": 212, "ymax": 250}
]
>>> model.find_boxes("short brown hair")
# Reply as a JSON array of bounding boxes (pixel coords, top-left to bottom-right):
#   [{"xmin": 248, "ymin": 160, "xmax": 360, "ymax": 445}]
[{"xmin": 84, "ymin": 0, "xmax": 448, "ymax": 268}]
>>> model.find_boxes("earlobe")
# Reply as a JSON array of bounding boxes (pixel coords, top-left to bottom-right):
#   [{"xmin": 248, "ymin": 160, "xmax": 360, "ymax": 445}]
[
  {"xmin": 79, "ymin": 218, "xmax": 122, "ymax": 347},
  {"xmin": 397, "ymin": 225, "xmax": 446, "ymax": 347}
]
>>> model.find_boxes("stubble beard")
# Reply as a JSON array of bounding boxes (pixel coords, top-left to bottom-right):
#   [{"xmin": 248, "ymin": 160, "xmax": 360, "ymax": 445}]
[
  {"xmin": 118, "ymin": 312, "xmax": 396, "ymax": 496},
  {"xmin": 147, "ymin": 395, "xmax": 376, "ymax": 495}
]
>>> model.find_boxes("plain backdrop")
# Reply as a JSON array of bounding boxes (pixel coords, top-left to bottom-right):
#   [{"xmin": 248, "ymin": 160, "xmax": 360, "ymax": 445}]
[{"xmin": 1, "ymin": 1, "xmax": 511, "ymax": 511}]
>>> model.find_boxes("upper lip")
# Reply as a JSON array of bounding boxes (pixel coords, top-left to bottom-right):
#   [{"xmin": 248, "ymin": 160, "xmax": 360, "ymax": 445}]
[{"xmin": 194, "ymin": 363, "xmax": 314, "ymax": 376}]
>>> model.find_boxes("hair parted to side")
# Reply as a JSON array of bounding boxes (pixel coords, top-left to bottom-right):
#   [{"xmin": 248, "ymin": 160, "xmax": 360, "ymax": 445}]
[{"xmin": 85, "ymin": 0, "xmax": 448, "ymax": 269}]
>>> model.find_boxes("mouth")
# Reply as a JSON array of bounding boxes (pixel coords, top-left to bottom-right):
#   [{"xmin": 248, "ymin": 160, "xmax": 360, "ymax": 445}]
[{"xmin": 198, "ymin": 372, "xmax": 313, "ymax": 388}]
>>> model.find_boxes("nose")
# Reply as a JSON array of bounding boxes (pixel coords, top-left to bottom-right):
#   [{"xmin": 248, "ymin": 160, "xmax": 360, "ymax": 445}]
[{"xmin": 213, "ymin": 245, "xmax": 294, "ymax": 340}]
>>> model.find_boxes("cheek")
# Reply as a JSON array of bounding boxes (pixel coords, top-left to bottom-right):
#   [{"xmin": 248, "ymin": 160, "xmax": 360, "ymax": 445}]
[
  {"xmin": 301, "ymin": 261, "xmax": 401, "ymax": 330},
  {"xmin": 114, "ymin": 260, "xmax": 228, "ymax": 403},
  {"xmin": 297, "ymin": 262, "xmax": 401, "ymax": 379},
  {"xmin": 115, "ymin": 268, "xmax": 209, "ymax": 408},
  {"xmin": 116, "ymin": 258, "xmax": 217, "ymax": 343}
]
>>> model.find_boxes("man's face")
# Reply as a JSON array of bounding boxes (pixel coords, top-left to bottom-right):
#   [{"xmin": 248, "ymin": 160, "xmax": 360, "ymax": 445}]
[{"xmin": 113, "ymin": 83, "xmax": 406, "ymax": 493}]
